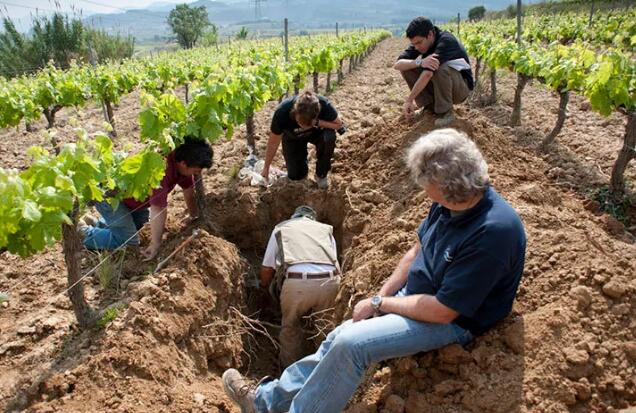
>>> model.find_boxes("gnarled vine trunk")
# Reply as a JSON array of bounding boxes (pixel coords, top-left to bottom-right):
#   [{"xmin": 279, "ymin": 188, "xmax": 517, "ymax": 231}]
[
  {"xmin": 246, "ymin": 114, "xmax": 256, "ymax": 154},
  {"xmin": 610, "ymin": 110, "xmax": 636, "ymax": 194},
  {"xmin": 509, "ymin": 73, "xmax": 529, "ymax": 126},
  {"xmin": 62, "ymin": 204, "xmax": 98, "ymax": 329},
  {"xmin": 541, "ymin": 90, "xmax": 570, "ymax": 150},
  {"xmin": 105, "ymin": 100, "xmax": 117, "ymax": 138},
  {"xmin": 488, "ymin": 68, "xmax": 497, "ymax": 105},
  {"xmin": 43, "ymin": 106, "xmax": 61, "ymax": 129}
]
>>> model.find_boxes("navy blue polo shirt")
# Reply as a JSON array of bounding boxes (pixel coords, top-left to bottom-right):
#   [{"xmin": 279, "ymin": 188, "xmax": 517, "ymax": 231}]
[{"xmin": 405, "ymin": 186, "xmax": 526, "ymax": 336}]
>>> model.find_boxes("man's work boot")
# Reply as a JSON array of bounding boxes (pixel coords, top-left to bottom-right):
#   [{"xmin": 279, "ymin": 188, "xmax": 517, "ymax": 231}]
[
  {"xmin": 222, "ymin": 369, "xmax": 256, "ymax": 413},
  {"xmin": 434, "ymin": 109, "xmax": 456, "ymax": 128},
  {"xmin": 315, "ymin": 174, "xmax": 329, "ymax": 190}
]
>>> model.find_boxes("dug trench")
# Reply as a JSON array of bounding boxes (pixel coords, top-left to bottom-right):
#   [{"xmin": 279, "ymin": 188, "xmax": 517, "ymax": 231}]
[
  {"xmin": 2, "ymin": 37, "xmax": 635, "ymax": 413},
  {"xmin": 206, "ymin": 182, "xmax": 352, "ymax": 379},
  {"xmin": 4, "ymin": 184, "xmax": 352, "ymax": 413}
]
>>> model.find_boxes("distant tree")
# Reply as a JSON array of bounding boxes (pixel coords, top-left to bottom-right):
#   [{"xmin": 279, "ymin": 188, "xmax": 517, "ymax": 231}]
[
  {"xmin": 200, "ymin": 24, "xmax": 219, "ymax": 47},
  {"xmin": 85, "ymin": 30, "xmax": 135, "ymax": 63},
  {"xmin": 469, "ymin": 6, "xmax": 486, "ymax": 21},
  {"xmin": 506, "ymin": 4, "xmax": 517, "ymax": 18},
  {"xmin": 0, "ymin": 18, "xmax": 33, "ymax": 77},
  {"xmin": 0, "ymin": 13, "xmax": 84, "ymax": 77},
  {"xmin": 235, "ymin": 26, "xmax": 249, "ymax": 40},
  {"xmin": 30, "ymin": 13, "xmax": 84, "ymax": 70},
  {"xmin": 167, "ymin": 4, "xmax": 209, "ymax": 49}
]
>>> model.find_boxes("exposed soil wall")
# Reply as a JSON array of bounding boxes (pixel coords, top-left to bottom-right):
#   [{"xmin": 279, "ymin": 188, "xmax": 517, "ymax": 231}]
[{"xmin": 0, "ymin": 37, "xmax": 634, "ymax": 413}]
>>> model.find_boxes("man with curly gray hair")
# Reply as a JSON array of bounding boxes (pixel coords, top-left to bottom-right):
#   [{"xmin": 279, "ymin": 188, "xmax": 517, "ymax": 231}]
[{"xmin": 222, "ymin": 128, "xmax": 526, "ymax": 413}]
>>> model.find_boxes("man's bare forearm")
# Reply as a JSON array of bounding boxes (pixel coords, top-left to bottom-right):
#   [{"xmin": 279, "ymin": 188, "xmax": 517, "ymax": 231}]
[
  {"xmin": 394, "ymin": 59, "xmax": 420, "ymax": 71},
  {"xmin": 317, "ymin": 117, "xmax": 342, "ymax": 130},
  {"xmin": 260, "ymin": 266, "xmax": 275, "ymax": 288},
  {"xmin": 378, "ymin": 243, "xmax": 419, "ymax": 296},
  {"xmin": 149, "ymin": 205, "xmax": 168, "ymax": 247},
  {"xmin": 263, "ymin": 133, "xmax": 282, "ymax": 172},
  {"xmin": 183, "ymin": 186, "xmax": 197, "ymax": 217},
  {"xmin": 380, "ymin": 294, "xmax": 459, "ymax": 324},
  {"xmin": 407, "ymin": 71, "xmax": 433, "ymax": 103}
]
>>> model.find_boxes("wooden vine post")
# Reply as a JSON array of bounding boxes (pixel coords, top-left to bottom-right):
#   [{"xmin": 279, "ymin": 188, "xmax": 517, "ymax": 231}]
[
  {"xmin": 284, "ymin": 18, "xmax": 289, "ymax": 63},
  {"xmin": 509, "ymin": 0, "xmax": 525, "ymax": 125}
]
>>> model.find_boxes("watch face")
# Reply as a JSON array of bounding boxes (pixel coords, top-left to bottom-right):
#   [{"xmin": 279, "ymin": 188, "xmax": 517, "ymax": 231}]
[{"xmin": 371, "ymin": 296, "xmax": 381, "ymax": 307}]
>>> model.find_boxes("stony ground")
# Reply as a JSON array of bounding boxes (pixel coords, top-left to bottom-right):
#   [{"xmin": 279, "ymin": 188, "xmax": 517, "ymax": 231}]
[{"xmin": 0, "ymin": 37, "xmax": 634, "ymax": 413}]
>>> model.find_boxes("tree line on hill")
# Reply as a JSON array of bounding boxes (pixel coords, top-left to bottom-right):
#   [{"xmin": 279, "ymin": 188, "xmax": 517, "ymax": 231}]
[{"xmin": 0, "ymin": 13, "xmax": 134, "ymax": 78}]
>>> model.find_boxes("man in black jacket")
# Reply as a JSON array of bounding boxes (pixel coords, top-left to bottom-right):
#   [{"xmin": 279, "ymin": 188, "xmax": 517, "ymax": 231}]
[{"xmin": 394, "ymin": 17, "xmax": 474, "ymax": 127}]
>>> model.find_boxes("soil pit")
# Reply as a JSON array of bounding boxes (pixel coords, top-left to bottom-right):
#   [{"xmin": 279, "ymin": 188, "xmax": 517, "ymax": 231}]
[{"xmin": 206, "ymin": 181, "xmax": 352, "ymax": 378}]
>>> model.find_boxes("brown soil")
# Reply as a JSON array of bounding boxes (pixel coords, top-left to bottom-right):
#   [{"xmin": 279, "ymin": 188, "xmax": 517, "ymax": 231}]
[{"xmin": 0, "ymin": 38, "xmax": 635, "ymax": 413}]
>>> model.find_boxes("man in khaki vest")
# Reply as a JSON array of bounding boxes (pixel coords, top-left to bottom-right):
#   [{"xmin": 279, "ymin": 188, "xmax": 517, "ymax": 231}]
[{"xmin": 260, "ymin": 205, "xmax": 340, "ymax": 368}]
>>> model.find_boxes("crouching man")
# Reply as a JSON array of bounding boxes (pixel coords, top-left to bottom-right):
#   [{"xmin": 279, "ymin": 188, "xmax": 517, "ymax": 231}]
[
  {"xmin": 81, "ymin": 138, "xmax": 213, "ymax": 260},
  {"xmin": 223, "ymin": 128, "xmax": 526, "ymax": 413},
  {"xmin": 260, "ymin": 206, "xmax": 340, "ymax": 368},
  {"xmin": 395, "ymin": 16, "xmax": 474, "ymax": 126}
]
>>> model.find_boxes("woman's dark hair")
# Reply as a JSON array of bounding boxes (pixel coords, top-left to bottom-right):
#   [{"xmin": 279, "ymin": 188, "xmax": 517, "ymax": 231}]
[
  {"xmin": 406, "ymin": 17, "xmax": 434, "ymax": 39},
  {"xmin": 292, "ymin": 90, "xmax": 321, "ymax": 125},
  {"xmin": 174, "ymin": 138, "xmax": 213, "ymax": 168}
]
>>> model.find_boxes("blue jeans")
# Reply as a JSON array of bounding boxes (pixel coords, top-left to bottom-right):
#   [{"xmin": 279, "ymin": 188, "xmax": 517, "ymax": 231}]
[
  {"xmin": 82, "ymin": 201, "xmax": 149, "ymax": 250},
  {"xmin": 254, "ymin": 314, "xmax": 473, "ymax": 413}
]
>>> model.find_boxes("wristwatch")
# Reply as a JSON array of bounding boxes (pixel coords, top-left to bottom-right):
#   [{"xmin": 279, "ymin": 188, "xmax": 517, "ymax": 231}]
[
  {"xmin": 414, "ymin": 56, "xmax": 422, "ymax": 67},
  {"xmin": 370, "ymin": 295, "xmax": 383, "ymax": 314}
]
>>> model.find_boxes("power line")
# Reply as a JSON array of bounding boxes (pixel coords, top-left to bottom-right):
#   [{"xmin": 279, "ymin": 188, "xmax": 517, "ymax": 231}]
[
  {"xmin": 75, "ymin": 0, "xmax": 127, "ymax": 12},
  {"xmin": 0, "ymin": 0, "xmax": 63, "ymax": 14}
]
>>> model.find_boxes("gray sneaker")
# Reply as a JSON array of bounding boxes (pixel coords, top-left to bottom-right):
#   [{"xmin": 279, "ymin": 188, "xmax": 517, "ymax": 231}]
[
  {"xmin": 222, "ymin": 369, "xmax": 256, "ymax": 413},
  {"xmin": 434, "ymin": 110, "xmax": 456, "ymax": 127},
  {"xmin": 316, "ymin": 175, "xmax": 329, "ymax": 189}
]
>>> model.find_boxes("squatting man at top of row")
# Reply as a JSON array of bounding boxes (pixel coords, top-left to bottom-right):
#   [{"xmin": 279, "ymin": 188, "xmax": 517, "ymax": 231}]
[
  {"xmin": 395, "ymin": 16, "xmax": 474, "ymax": 127},
  {"xmin": 222, "ymin": 127, "xmax": 527, "ymax": 413}
]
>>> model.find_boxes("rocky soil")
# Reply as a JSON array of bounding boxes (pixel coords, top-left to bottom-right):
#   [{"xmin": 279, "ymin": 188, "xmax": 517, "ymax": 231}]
[{"xmin": 0, "ymin": 37, "xmax": 634, "ymax": 413}]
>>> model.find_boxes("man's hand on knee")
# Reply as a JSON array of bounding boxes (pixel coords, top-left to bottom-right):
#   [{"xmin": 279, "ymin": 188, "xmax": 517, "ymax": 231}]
[
  {"xmin": 421, "ymin": 54, "xmax": 439, "ymax": 71},
  {"xmin": 352, "ymin": 297, "xmax": 376, "ymax": 322}
]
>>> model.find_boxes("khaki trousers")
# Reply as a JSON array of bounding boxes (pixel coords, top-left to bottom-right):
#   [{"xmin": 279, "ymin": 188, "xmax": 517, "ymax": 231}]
[
  {"xmin": 279, "ymin": 277, "xmax": 339, "ymax": 368},
  {"xmin": 401, "ymin": 63, "xmax": 470, "ymax": 114}
]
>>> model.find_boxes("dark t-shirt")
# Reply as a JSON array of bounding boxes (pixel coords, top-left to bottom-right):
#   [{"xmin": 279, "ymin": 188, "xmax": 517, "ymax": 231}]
[
  {"xmin": 270, "ymin": 95, "xmax": 339, "ymax": 139},
  {"xmin": 405, "ymin": 186, "xmax": 526, "ymax": 335},
  {"xmin": 123, "ymin": 151, "xmax": 194, "ymax": 210},
  {"xmin": 398, "ymin": 27, "xmax": 474, "ymax": 90}
]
